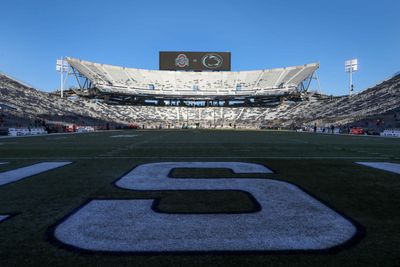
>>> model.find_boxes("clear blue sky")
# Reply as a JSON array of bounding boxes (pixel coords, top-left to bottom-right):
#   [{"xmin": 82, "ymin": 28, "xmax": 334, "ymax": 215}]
[{"xmin": 0, "ymin": 0, "xmax": 399, "ymax": 95}]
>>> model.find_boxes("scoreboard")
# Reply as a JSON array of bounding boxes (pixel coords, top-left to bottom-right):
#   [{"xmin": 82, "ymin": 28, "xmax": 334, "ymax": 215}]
[{"xmin": 159, "ymin": 51, "xmax": 231, "ymax": 71}]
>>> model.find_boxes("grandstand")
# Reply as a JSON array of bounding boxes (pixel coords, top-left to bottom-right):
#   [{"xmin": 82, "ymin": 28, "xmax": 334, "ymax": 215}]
[
  {"xmin": 66, "ymin": 58, "xmax": 319, "ymax": 105},
  {"xmin": 1, "ymin": 63, "xmax": 400, "ymax": 131}
]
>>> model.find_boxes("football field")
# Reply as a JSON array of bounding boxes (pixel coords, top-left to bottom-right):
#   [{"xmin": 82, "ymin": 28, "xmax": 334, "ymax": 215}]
[{"xmin": 0, "ymin": 129, "xmax": 399, "ymax": 266}]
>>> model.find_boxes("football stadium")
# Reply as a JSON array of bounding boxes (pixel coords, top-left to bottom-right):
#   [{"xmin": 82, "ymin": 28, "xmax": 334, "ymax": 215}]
[{"xmin": 1, "ymin": 1, "xmax": 400, "ymax": 266}]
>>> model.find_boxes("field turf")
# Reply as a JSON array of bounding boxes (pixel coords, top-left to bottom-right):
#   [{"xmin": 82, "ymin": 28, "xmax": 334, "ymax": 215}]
[{"xmin": 0, "ymin": 129, "xmax": 399, "ymax": 266}]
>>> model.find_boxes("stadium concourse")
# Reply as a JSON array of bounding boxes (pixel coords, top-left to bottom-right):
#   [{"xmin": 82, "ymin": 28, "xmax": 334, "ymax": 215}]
[{"xmin": 0, "ymin": 62, "xmax": 400, "ymax": 132}]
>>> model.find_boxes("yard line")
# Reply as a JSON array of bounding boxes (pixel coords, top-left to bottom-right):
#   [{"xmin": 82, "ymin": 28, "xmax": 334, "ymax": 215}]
[
  {"xmin": 110, "ymin": 134, "xmax": 139, "ymax": 138},
  {"xmin": 97, "ymin": 131, "xmax": 174, "ymax": 157}
]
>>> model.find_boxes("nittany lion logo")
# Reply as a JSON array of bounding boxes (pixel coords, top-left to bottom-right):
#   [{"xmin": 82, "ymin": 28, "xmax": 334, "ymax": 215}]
[
  {"xmin": 202, "ymin": 53, "xmax": 223, "ymax": 69},
  {"xmin": 175, "ymin": 54, "xmax": 189, "ymax": 68}
]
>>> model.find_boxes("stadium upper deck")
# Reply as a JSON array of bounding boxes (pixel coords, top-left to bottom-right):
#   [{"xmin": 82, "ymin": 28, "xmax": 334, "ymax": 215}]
[{"xmin": 66, "ymin": 57, "xmax": 319, "ymax": 100}]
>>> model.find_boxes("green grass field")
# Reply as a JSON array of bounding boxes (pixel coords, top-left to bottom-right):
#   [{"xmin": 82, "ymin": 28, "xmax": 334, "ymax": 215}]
[{"xmin": 0, "ymin": 129, "xmax": 399, "ymax": 266}]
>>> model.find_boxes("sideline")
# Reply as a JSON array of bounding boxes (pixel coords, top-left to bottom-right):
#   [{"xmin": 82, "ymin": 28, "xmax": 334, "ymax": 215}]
[
  {"xmin": 0, "ymin": 130, "xmax": 122, "ymax": 139},
  {"xmin": 0, "ymin": 156, "xmax": 395, "ymax": 160}
]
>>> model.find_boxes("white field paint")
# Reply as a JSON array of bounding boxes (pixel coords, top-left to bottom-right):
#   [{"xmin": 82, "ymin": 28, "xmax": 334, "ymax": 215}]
[
  {"xmin": 0, "ymin": 162, "xmax": 72, "ymax": 186},
  {"xmin": 46, "ymin": 137, "xmax": 67, "ymax": 140},
  {"xmin": 356, "ymin": 162, "xmax": 400, "ymax": 174},
  {"xmin": 110, "ymin": 135, "xmax": 139, "ymax": 138},
  {"xmin": 0, "ymin": 156, "xmax": 392, "ymax": 160},
  {"xmin": 0, "ymin": 162, "xmax": 8, "ymax": 165},
  {"xmin": 0, "ymin": 215, "xmax": 9, "ymax": 222},
  {"xmin": 55, "ymin": 162, "xmax": 357, "ymax": 252},
  {"xmin": 0, "ymin": 142, "xmax": 19, "ymax": 146}
]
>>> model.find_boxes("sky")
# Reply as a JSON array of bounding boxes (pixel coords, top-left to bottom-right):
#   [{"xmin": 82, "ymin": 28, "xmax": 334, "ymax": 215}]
[{"xmin": 0, "ymin": 0, "xmax": 399, "ymax": 95}]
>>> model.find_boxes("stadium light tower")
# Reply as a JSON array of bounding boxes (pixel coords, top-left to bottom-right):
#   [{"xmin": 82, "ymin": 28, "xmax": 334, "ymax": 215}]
[
  {"xmin": 345, "ymin": 58, "xmax": 358, "ymax": 96},
  {"xmin": 56, "ymin": 57, "xmax": 69, "ymax": 98}
]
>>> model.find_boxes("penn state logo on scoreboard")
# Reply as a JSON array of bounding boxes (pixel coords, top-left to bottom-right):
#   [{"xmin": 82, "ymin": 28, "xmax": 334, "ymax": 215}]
[
  {"xmin": 175, "ymin": 54, "xmax": 189, "ymax": 68},
  {"xmin": 202, "ymin": 53, "xmax": 223, "ymax": 69}
]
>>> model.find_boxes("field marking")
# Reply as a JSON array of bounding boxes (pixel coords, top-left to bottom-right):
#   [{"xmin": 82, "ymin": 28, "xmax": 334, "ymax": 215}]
[
  {"xmin": 352, "ymin": 149, "xmax": 393, "ymax": 158},
  {"xmin": 0, "ymin": 162, "xmax": 8, "ymax": 165},
  {"xmin": 0, "ymin": 162, "xmax": 72, "ymax": 186},
  {"xmin": 98, "ymin": 132, "xmax": 174, "ymax": 157},
  {"xmin": 55, "ymin": 162, "xmax": 356, "ymax": 252},
  {"xmin": 356, "ymin": 162, "xmax": 400, "ymax": 174},
  {"xmin": 46, "ymin": 137, "xmax": 68, "ymax": 140},
  {"xmin": 0, "ymin": 156, "xmax": 395, "ymax": 160},
  {"xmin": 0, "ymin": 142, "xmax": 19, "ymax": 145},
  {"xmin": 0, "ymin": 215, "xmax": 9, "ymax": 222},
  {"xmin": 110, "ymin": 134, "xmax": 139, "ymax": 138},
  {"xmin": 0, "ymin": 130, "xmax": 122, "ymax": 139}
]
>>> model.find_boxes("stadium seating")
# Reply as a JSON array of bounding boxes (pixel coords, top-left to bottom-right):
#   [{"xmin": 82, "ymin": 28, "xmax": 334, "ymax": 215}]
[
  {"xmin": 1, "ymin": 71, "xmax": 399, "ymax": 130},
  {"xmin": 66, "ymin": 58, "xmax": 319, "ymax": 98}
]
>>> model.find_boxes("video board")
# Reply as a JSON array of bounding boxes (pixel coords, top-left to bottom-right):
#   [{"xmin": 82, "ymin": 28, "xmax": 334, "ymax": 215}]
[{"xmin": 159, "ymin": 51, "xmax": 231, "ymax": 71}]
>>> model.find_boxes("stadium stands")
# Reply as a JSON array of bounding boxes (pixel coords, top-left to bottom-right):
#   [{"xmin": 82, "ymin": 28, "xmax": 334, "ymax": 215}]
[
  {"xmin": 1, "ymin": 70, "xmax": 400, "ymax": 130},
  {"xmin": 66, "ymin": 58, "xmax": 319, "ymax": 99}
]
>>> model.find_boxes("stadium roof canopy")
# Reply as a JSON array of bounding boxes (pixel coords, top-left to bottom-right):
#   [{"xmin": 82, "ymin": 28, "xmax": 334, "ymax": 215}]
[{"xmin": 66, "ymin": 57, "xmax": 319, "ymax": 100}]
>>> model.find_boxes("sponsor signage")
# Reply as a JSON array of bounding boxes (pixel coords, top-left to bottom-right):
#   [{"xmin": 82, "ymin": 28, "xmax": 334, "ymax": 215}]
[{"xmin": 160, "ymin": 51, "xmax": 231, "ymax": 71}]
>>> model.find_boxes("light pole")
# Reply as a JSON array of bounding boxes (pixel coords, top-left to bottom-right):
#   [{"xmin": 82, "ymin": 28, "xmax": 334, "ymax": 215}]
[
  {"xmin": 56, "ymin": 58, "xmax": 69, "ymax": 98},
  {"xmin": 345, "ymin": 59, "xmax": 358, "ymax": 97}
]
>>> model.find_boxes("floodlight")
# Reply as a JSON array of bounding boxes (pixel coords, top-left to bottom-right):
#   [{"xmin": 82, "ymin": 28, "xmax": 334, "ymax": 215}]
[
  {"xmin": 56, "ymin": 58, "xmax": 69, "ymax": 98},
  {"xmin": 345, "ymin": 58, "xmax": 358, "ymax": 96}
]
